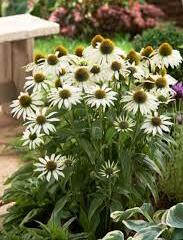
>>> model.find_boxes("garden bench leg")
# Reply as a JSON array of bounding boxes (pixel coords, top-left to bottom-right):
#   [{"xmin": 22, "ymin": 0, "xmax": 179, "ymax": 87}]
[{"xmin": 0, "ymin": 39, "xmax": 33, "ymax": 104}]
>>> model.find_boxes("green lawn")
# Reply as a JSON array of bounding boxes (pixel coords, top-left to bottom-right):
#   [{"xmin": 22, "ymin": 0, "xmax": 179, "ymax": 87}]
[{"xmin": 35, "ymin": 35, "xmax": 133, "ymax": 54}]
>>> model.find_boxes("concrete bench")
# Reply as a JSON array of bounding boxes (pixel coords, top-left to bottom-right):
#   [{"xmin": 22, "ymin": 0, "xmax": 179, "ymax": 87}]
[{"xmin": 0, "ymin": 14, "xmax": 59, "ymax": 102}]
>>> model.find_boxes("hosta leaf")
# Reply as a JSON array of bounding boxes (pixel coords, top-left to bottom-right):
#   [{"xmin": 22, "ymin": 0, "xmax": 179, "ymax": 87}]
[
  {"xmin": 101, "ymin": 230, "xmax": 124, "ymax": 240},
  {"xmin": 162, "ymin": 203, "xmax": 183, "ymax": 228},
  {"xmin": 123, "ymin": 220, "xmax": 153, "ymax": 232},
  {"xmin": 132, "ymin": 225, "xmax": 166, "ymax": 240},
  {"xmin": 171, "ymin": 228, "xmax": 183, "ymax": 240}
]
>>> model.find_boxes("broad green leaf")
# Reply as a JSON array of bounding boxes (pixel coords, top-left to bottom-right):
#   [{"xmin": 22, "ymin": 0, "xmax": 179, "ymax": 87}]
[
  {"xmin": 101, "ymin": 230, "xmax": 124, "ymax": 240},
  {"xmin": 123, "ymin": 220, "xmax": 153, "ymax": 232},
  {"xmin": 162, "ymin": 203, "xmax": 183, "ymax": 228},
  {"xmin": 88, "ymin": 197, "xmax": 104, "ymax": 221},
  {"xmin": 105, "ymin": 127, "xmax": 116, "ymax": 143},
  {"xmin": 79, "ymin": 139, "xmax": 96, "ymax": 164},
  {"xmin": 171, "ymin": 228, "xmax": 183, "ymax": 240},
  {"xmin": 132, "ymin": 225, "xmax": 166, "ymax": 240}
]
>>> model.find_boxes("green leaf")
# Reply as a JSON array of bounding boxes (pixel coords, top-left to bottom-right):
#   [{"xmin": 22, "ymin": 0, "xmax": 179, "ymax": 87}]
[
  {"xmin": 162, "ymin": 203, "xmax": 183, "ymax": 228},
  {"xmin": 88, "ymin": 197, "xmax": 104, "ymax": 221},
  {"xmin": 79, "ymin": 139, "xmax": 96, "ymax": 164},
  {"xmin": 171, "ymin": 228, "xmax": 183, "ymax": 240},
  {"xmin": 101, "ymin": 230, "xmax": 124, "ymax": 240},
  {"xmin": 105, "ymin": 127, "xmax": 116, "ymax": 143},
  {"xmin": 132, "ymin": 225, "xmax": 166, "ymax": 240},
  {"xmin": 49, "ymin": 195, "xmax": 70, "ymax": 225},
  {"xmin": 20, "ymin": 208, "xmax": 40, "ymax": 226},
  {"xmin": 91, "ymin": 120, "xmax": 103, "ymax": 140},
  {"xmin": 123, "ymin": 220, "xmax": 153, "ymax": 232}
]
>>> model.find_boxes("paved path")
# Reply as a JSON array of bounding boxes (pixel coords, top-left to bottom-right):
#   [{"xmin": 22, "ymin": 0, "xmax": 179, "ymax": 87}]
[{"xmin": 0, "ymin": 109, "xmax": 23, "ymax": 225}]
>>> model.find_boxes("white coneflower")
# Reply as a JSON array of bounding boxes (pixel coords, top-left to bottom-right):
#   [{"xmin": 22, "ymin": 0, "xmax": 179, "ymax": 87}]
[
  {"xmin": 89, "ymin": 64, "xmax": 108, "ymax": 83},
  {"xmin": 24, "ymin": 108, "xmax": 59, "ymax": 135},
  {"xmin": 126, "ymin": 62, "xmax": 148, "ymax": 80},
  {"xmin": 25, "ymin": 71, "xmax": 49, "ymax": 92},
  {"xmin": 22, "ymin": 128, "xmax": 44, "ymax": 149},
  {"xmin": 140, "ymin": 46, "xmax": 154, "ymax": 58},
  {"xmin": 84, "ymin": 38, "xmax": 124, "ymax": 65},
  {"xmin": 151, "ymin": 73, "xmax": 177, "ymax": 89},
  {"xmin": 34, "ymin": 154, "xmax": 65, "ymax": 181},
  {"xmin": 108, "ymin": 60, "xmax": 129, "ymax": 80},
  {"xmin": 114, "ymin": 116, "xmax": 135, "ymax": 133},
  {"xmin": 152, "ymin": 88, "xmax": 175, "ymax": 104},
  {"xmin": 11, "ymin": 92, "xmax": 43, "ymax": 120},
  {"xmin": 99, "ymin": 161, "xmax": 120, "ymax": 179},
  {"xmin": 41, "ymin": 53, "xmax": 62, "ymax": 76},
  {"xmin": 85, "ymin": 85, "xmax": 117, "ymax": 110},
  {"xmin": 122, "ymin": 89, "xmax": 159, "ymax": 115},
  {"xmin": 25, "ymin": 53, "xmax": 45, "ymax": 72},
  {"xmin": 141, "ymin": 112, "xmax": 173, "ymax": 136},
  {"xmin": 48, "ymin": 85, "xmax": 82, "ymax": 109},
  {"xmin": 151, "ymin": 43, "xmax": 182, "ymax": 68}
]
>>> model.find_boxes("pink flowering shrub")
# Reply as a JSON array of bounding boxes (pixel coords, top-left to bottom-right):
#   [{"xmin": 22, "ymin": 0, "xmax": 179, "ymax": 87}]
[{"xmin": 49, "ymin": 2, "xmax": 164, "ymax": 38}]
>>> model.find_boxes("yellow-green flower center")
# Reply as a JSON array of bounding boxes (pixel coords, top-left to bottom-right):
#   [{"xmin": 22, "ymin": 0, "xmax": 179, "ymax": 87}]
[
  {"xmin": 75, "ymin": 46, "xmax": 84, "ymax": 57},
  {"xmin": 133, "ymin": 90, "xmax": 147, "ymax": 104},
  {"xmin": 91, "ymin": 34, "xmax": 104, "ymax": 48},
  {"xmin": 55, "ymin": 78, "xmax": 62, "ymax": 88},
  {"xmin": 90, "ymin": 65, "xmax": 101, "ymax": 74},
  {"xmin": 158, "ymin": 95, "xmax": 167, "ymax": 102},
  {"xmin": 143, "ymin": 78, "xmax": 155, "ymax": 90},
  {"xmin": 34, "ymin": 53, "xmax": 45, "ymax": 64},
  {"xmin": 47, "ymin": 54, "xmax": 58, "ymax": 65},
  {"xmin": 160, "ymin": 67, "xmax": 167, "ymax": 77},
  {"xmin": 95, "ymin": 89, "xmax": 106, "ymax": 99},
  {"xmin": 59, "ymin": 89, "xmax": 71, "ymax": 99},
  {"xmin": 100, "ymin": 39, "xmax": 114, "ymax": 55},
  {"xmin": 105, "ymin": 168, "xmax": 114, "ymax": 176},
  {"xmin": 141, "ymin": 46, "xmax": 154, "ymax": 57},
  {"xmin": 75, "ymin": 68, "xmax": 89, "ymax": 82},
  {"xmin": 127, "ymin": 50, "xmax": 140, "ymax": 65},
  {"xmin": 159, "ymin": 43, "xmax": 173, "ymax": 56},
  {"xmin": 156, "ymin": 77, "xmax": 167, "ymax": 88},
  {"xmin": 19, "ymin": 95, "xmax": 32, "ymax": 107},
  {"xmin": 33, "ymin": 72, "xmax": 45, "ymax": 83},
  {"xmin": 151, "ymin": 116, "xmax": 161, "ymax": 126},
  {"xmin": 36, "ymin": 115, "xmax": 46, "ymax": 125},
  {"xmin": 46, "ymin": 160, "xmax": 57, "ymax": 171},
  {"xmin": 111, "ymin": 61, "xmax": 121, "ymax": 71},
  {"xmin": 119, "ymin": 121, "xmax": 129, "ymax": 129},
  {"xmin": 55, "ymin": 45, "xmax": 67, "ymax": 57},
  {"xmin": 29, "ymin": 133, "xmax": 37, "ymax": 141}
]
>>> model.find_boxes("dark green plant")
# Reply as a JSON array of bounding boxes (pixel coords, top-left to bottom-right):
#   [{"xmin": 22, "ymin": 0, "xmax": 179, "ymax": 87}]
[
  {"xmin": 133, "ymin": 23, "xmax": 183, "ymax": 82},
  {"xmin": 1, "ymin": 0, "xmax": 28, "ymax": 16}
]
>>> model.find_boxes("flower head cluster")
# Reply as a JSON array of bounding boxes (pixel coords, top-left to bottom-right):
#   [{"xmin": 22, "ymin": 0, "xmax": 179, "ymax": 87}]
[{"xmin": 11, "ymin": 36, "xmax": 182, "ymax": 182}]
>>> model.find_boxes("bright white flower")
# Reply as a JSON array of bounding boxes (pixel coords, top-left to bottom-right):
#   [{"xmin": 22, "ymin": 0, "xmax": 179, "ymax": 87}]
[
  {"xmin": 11, "ymin": 92, "xmax": 43, "ymax": 120},
  {"xmin": 141, "ymin": 112, "xmax": 173, "ymax": 136},
  {"xmin": 89, "ymin": 64, "xmax": 109, "ymax": 83},
  {"xmin": 127, "ymin": 62, "xmax": 149, "ymax": 80},
  {"xmin": 34, "ymin": 154, "xmax": 65, "ymax": 181},
  {"xmin": 114, "ymin": 116, "xmax": 135, "ymax": 133},
  {"xmin": 122, "ymin": 89, "xmax": 159, "ymax": 115},
  {"xmin": 85, "ymin": 85, "xmax": 117, "ymax": 110},
  {"xmin": 22, "ymin": 128, "xmax": 44, "ymax": 149},
  {"xmin": 151, "ymin": 88, "xmax": 175, "ymax": 104},
  {"xmin": 25, "ymin": 53, "xmax": 45, "ymax": 72},
  {"xmin": 63, "ymin": 66, "xmax": 93, "ymax": 90},
  {"xmin": 24, "ymin": 108, "xmax": 59, "ymax": 135},
  {"xmin": 41, "ymin": 53, "xmax": 62, "ymax": 76},
  {"xmin": 84, "ymin": 39, "xmax": 124, "ymax": 65},
  {"xmin": 99, "ymin": 160, "xmax": 120, "ymax": 178},
  {"xmin": 108, "ymin": 60, "xmax": 129, "ymax": 80},
  {"xmin": 150, "ymin": 73, "xmax": 177, "ymax": 88},
  {"xmin": 25, "ymin": 71, "xmax": 50, "ymax": 92},
  {"xmin": 48, "ymin": 85, "xmax": 82, "ymax": 109},
  {"xmin": 151, "ymin": 43, "xmax": 182, "ymax": 68}
]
